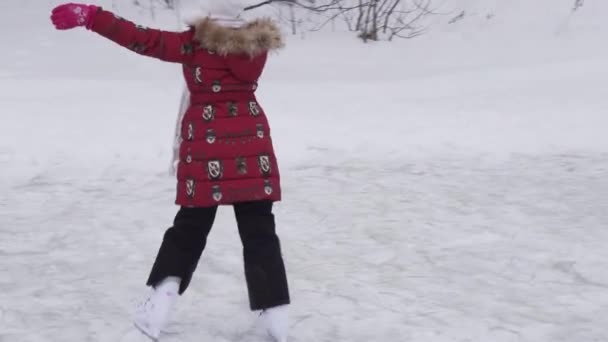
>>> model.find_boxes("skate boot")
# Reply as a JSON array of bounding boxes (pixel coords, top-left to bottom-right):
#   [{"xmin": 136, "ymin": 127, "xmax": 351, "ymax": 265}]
[
  {"xmin": 133, "ymin": 277, "xmax": 180, "ymax": 341},
  {"xmin": 260, "ymin": 304, "xmax": 289, "ymax": 342}
]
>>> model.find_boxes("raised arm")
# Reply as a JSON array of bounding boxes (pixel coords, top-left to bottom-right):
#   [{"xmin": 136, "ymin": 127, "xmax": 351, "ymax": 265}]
[{"xmin": 51, "ymin": 3, "xmax": 194, "ymax": 63}]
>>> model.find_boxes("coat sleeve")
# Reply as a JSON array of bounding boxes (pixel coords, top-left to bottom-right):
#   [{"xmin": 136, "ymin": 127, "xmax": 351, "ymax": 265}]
[{"xmin": 89, "ymin": 9, "xmax": 194, "ymax": 63}]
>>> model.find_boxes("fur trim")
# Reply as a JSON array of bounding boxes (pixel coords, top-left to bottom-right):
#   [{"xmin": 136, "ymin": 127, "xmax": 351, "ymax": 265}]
[{"xmin": 191, "ymin": 18, "xmax": 284, "ymax": 57}]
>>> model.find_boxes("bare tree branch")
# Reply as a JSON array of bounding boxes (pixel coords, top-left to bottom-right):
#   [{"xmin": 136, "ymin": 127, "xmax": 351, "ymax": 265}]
[{"xmin": 245, "ymin": 0, "xmax": 440, "ymax": 42}]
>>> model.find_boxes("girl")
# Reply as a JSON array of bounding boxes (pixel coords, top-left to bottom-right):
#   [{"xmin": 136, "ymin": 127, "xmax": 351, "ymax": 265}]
[{"xmin": 50, "ymin": 1, "xmax": 290, "ymax": 341}]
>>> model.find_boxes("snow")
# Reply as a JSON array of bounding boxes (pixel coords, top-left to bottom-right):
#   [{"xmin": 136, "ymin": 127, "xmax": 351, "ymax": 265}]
[{"xmin": 1, "ymin": 0, "xmax": 608, "ymax": 341}]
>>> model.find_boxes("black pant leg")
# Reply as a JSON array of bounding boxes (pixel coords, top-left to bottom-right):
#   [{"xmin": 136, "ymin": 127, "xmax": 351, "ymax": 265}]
[
  {"xmin": 147, "ymin": 206, "xmax": 218, "ymax": 294},
  {"xmin": 234, "ymin": 201, "xmax": 290, "ymax": 310}
]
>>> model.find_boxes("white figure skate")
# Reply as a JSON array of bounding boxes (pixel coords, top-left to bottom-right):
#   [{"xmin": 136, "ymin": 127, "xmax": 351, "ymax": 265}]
[
  {"xmin": 260, "ymin": 304, "xmax": 289, "ymax": 342},
  {"xmin": 133, "ymin": 277, "xmax": 180, "ymax": 341}
]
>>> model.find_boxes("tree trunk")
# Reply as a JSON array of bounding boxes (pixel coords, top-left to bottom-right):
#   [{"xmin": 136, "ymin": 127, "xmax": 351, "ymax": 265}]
[
  {"xmin": 371, "ymin": 0, "xmax": 379, "ymax": 40},
  {"xmin": 289, "ymin": 3, "xmax": 297, "ymax": 35},
  {"xmin": 356, "ymin": 0, "xmax": 365, "ymax": 30},
  {"xmin": 383, "ymin": 0, "xmax": 400, "ymax": 33}
]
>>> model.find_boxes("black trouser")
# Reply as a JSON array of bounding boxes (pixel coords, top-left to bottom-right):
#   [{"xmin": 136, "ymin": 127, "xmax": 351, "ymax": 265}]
[{"xmin": 146, "ymin": 200, "xmax": 290, "ymax": 311}]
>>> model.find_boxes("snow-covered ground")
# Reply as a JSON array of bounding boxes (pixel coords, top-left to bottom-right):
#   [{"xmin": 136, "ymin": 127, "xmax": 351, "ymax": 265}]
[{"xmin": 1, "ymin": 1, "xmax": 608, "ymax": 341}]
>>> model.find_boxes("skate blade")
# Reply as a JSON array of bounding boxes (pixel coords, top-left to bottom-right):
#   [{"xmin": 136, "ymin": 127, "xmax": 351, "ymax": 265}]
[{"xmin": 133, "ymin": 322, "xmax": 160, "ymax": 341}]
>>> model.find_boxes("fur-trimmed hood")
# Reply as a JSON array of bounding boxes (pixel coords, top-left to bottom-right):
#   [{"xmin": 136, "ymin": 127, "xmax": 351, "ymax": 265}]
[{"xmin": 190, "ymin": 17, "xmax": 284, "ymax": 57}]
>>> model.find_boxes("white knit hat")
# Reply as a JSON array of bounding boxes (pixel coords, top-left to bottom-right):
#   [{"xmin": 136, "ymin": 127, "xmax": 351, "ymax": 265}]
[
  {"xmin": 198, "ymin": 0, "xmax": 247, "ymax": 27},
  {"xmin": 182, "ymin": 0, "xmax": 274, "ymax": 28}
]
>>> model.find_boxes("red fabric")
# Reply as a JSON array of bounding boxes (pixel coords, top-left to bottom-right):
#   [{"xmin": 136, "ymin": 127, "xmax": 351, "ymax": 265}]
[{"xmin": 90, "ymin": 9, "xmax": 281, "ymax": 207}]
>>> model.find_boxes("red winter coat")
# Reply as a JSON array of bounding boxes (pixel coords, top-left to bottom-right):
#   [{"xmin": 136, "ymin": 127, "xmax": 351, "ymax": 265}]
[{"xmin": 90, "ymin": 9, "xmax": 284, "ymax": 207}]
